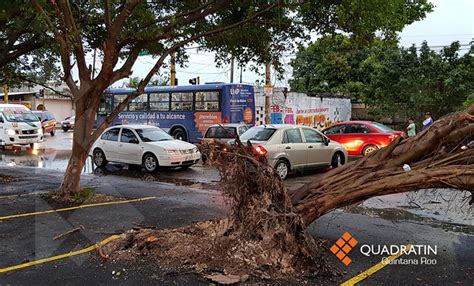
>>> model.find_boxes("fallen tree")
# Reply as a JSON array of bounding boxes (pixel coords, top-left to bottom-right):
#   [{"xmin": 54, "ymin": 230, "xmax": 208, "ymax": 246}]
[{"xmin": 102, "ymin": 105, "xmax": 473, "ymax": 281}]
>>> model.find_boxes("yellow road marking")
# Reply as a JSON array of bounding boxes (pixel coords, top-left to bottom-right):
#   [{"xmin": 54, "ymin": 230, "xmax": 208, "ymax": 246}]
[
  {"xmin": 340, "ymin": 244, "xmax": 413, "ymax": 286},
  {"xmin": 0, "ymin": 235, "xmax": 121, "ymax": 273},
  {"xmin": 0, "ymin": 197, "xmax": 156, "ymax": 221}
]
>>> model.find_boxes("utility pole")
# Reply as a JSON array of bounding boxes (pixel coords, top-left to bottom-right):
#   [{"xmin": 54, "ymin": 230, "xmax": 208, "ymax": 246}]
[
  {"xmin": 264, "ymin": 62, "xmax": 271, "ymax": 124},
  {"xmin": 3, "ymin": 84, "xmax": 8, "ymax": 104},
  {"xmin": 170, "ymin": 53, "xmax": 176, "ymax": 86},
  {"xmin": 230, "ymin": 57, "xmax": 234, "ymax": 83},
  {"xmin": 239, "ymin": 64, "xmax": 243, "ymax": 83}
]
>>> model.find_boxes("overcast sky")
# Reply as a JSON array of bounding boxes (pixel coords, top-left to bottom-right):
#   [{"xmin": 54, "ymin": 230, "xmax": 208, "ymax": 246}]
[{"xmin": 116, "ymin": 0, "xmax": 473, "ymax": 88}]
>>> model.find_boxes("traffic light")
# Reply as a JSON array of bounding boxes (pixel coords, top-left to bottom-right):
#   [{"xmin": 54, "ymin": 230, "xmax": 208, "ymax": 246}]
[{"xmin": 189, "ymin": 78, "xmax": 197, "ymax": 85}]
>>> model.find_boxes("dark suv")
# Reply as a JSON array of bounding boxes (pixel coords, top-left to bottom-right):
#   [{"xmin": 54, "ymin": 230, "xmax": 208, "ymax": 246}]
[{"xmin": 32, "ymin": 110, "xmax": 57, "ymax": 136}]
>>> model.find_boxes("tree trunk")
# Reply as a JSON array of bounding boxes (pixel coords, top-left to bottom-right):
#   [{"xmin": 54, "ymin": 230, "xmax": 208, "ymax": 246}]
[
  {"xmin": 290, "ymin": 105, "xmax": 474, "ymax": 226},
  {"xmin": 56, "ymin": 92, "xmax": 101, "ymax": 197}
]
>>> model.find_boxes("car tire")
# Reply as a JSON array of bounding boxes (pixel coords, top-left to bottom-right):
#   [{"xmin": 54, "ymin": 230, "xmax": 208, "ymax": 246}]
[
  {"xmin": 93, "ymin": 149, "xmax": 108, "ymax": 167},
  {"xmin": 331, "ymin": 152, "xmax": 345, "ymax": 168},
  {"xmin": 62, "ymin": 128, "xmax": 69, "ymax": 132},
  {"xmin": 171, "ymin": 128, "xmax": 187, "ymax": 141},
  {"xmin": 143, "ymin": 153, "xmax": 159, "ymax": 173},
  {"xmin": 362, "ymin": 144, "xmax": 378, "ymax": 156},
  {"xmin": 275, "ymin": 159, "xmax": 290, "ymax": 180}
]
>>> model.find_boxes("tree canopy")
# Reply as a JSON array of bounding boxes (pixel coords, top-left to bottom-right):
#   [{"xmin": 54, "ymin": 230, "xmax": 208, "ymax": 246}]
[
  {"xmin": 0, "ymin": 0, "xmax": 59, "ymax": 87},
  {"xmin": 290, "ymin": 35, "xmax": 474, "ymax": 120}
]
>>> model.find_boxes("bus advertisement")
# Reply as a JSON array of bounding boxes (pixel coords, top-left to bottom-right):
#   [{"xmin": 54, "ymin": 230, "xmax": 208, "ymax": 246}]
[{"xmin": 97, "ymin": 83, "xmax": 255, "ymax": 142}]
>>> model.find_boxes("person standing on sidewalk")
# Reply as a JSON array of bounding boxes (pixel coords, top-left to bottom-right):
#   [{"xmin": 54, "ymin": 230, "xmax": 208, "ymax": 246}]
[
  {"xmin": 407, "ymin": 118, "xmax": 416, "ymax": 137},
  {"xmin": 422, "ymin": 112, "xmax": 433, "ymax": 130}
]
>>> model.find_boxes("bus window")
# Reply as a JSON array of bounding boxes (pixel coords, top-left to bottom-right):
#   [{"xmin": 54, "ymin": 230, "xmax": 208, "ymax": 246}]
[
  {"xmin": 99, "ymin": 94, "xmax": 114, "ymax": 115},
  {"xmin": 171, "ymin": 92, "xmax": 193, "ymax": 111},
  {"xmin": 113, "ymin": 94, "xmax": 128, "ymax": 110},
  {"xmin": 195, "ymin": 91, "xmax": 219, "ymax": 111},
  {"xmin": 149, "ymin": 93, "xmax": 170, "ymax": 111},
  {"xmin": 128, "ymin": 94, "xmax": 148, "ymax": 111}
]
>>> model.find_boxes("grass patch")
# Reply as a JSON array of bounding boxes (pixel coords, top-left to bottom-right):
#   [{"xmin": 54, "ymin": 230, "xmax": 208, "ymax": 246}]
[{"xmin": 70, "ymin": 187, "xmax": 95, "ymax": 202}]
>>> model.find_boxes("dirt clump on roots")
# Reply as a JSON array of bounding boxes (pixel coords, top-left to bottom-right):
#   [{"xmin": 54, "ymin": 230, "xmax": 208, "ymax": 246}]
[{"xmin": 101, "ymin": 140, "xmax": 335, "ymax": 281}]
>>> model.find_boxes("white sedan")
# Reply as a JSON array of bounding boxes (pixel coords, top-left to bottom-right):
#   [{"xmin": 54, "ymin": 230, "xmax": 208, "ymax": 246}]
[{"xmin": 91, "ymin": 125, "xmax": 201, "ymax": 172}]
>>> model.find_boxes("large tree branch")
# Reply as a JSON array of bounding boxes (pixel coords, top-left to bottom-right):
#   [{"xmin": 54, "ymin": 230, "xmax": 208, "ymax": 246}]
[
  {"xmin": 92, "ymin": 2, "xmax": 280, "ymax": 143},
  {"xmin": 294, "ymin": 165, "xmax": 474, "ymax": 226},
  {"xmin": 102, "ymin": 0, "xmax": 140, "ymax": 75},
  {"xmin": 54, "ymin": 0, "xmax": 90, "ymax": 83},
  {"xmin": 32, "ymin": 0, "xmax": 78, "ymax": 94}
]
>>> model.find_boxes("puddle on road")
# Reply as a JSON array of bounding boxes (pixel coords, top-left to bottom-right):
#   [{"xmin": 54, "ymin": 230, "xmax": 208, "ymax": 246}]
[
  {"xmin": 93, "ymin": 164, "xmax": 219, "ymax": 190},
  {"xmin": 0, "ymin": 146, "xmax": 94, "ymax": 172},
  {"xmin": 347, "ymin": 205, "xmax": 474, "ymax": 235}
]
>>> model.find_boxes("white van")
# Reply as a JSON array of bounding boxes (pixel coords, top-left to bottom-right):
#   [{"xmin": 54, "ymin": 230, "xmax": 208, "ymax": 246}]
[{"xmin": 0, "ymin": 104, "xmax": 43, "ymax": 148}]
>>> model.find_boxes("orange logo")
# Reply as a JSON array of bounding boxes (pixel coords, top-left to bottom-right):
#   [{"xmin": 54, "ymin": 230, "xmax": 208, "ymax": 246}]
[{"xmin": 330, "ymin": 232, "xmax": 358, "ymax": 265}]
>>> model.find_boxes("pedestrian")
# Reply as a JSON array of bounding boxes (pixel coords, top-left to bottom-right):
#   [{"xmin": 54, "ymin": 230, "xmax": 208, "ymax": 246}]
[
  {"xmin": 422, "ymin": 112, "xmax": 433, "ymax": 130},
  {"xmin": 406, "ymin": 118, "xmax": 416, "ymax": 137}
]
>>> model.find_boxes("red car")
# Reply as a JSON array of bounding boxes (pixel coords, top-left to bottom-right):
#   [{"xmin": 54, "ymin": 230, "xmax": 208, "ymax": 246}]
[{"xmin": 322, "ymin": 121, "xmax": 403, "ymax": 156}]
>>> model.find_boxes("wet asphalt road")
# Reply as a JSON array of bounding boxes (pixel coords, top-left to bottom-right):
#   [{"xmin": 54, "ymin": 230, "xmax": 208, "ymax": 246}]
[{"xmin": 0, "ymin": 131, "xmax": 472, "ymax": 285}]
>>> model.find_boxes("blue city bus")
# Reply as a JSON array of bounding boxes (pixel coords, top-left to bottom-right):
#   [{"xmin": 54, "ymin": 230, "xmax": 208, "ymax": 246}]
[{"xmin": 97, "ymin": 83, "xmax": 255, "ymax": 142}]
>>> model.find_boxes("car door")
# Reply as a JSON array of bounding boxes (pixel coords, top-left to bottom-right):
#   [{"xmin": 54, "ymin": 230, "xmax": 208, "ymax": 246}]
[
  {"xmin": 342, "ymin": 124, "xmax": 370, "ymax": 154},
  {"xmin": 98, "ymin": 128, "xmax": 120, "ymax": 161},
  {"xmin": 281, "ymin": 128, "xmax": 307, "ymax": 168},
  {"xmin": 118, "ymin": 128, "xmax": 142, "ymax": 164},
  {"xmin": 302, "ymin": 127, "xmax": 333, "ymax": 165},
  {"xmin": 322, "ymin": 124, "xmax": 346, "ymax": 143}
]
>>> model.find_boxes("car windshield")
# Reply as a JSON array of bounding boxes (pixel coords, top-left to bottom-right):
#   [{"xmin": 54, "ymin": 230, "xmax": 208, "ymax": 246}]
[
  {"xmin": 1, "ymin": 108, "xmax": 40, "ymax": 122},
  {"xmin": 205, "ymin": 126, "xmax": 237, "ymax": 139},
  {"xmin": 240, "ymin": 127, "xmax": 276, "ymax": 141},
  {"xmin": 372, "ymin": 122, "xmax": 395, "ymax": 133},
  {"xmin": 135, "ymin": 128, "xmax": 173, "ymax": 142}
]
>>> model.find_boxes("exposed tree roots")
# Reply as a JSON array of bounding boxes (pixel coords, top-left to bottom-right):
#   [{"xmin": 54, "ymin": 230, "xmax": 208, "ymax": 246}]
[{"xmin": 102, "ymin": 105, "xmax": 473, "ymax": 281}]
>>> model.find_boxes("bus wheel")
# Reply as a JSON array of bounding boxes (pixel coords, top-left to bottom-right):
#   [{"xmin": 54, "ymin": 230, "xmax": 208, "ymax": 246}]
[{"xmin": 172, "ymin": 128, "xmax": 187, "ymax": 141}]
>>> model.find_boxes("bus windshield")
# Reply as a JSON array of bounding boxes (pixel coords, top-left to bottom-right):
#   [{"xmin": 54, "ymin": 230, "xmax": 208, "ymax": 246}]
[
  {"xmin": 1, "ymin": 108, "xmax": 39, "ymax": 123},
  {"xmin": 135, "ymin": 128, "xmax": 173, "ymax": 142}
]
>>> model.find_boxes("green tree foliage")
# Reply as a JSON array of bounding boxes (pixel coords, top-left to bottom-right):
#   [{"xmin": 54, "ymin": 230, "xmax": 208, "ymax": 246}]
[
  {"xmin": 363, "ymin": 42, "xmax": 474, "ymax": 119},
  {"xmin": 0, "ymin": 0, "xmax": 59, "ymax": 87},
  {"xmin": 290, "ymin": 36, "xmax": 473, "ymax": 120}
]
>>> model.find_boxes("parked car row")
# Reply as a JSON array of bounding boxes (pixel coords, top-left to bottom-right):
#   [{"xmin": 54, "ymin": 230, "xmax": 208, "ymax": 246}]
[{"xmin": 90, "ymin": 120, "xmax": 402, "ymax": 179}]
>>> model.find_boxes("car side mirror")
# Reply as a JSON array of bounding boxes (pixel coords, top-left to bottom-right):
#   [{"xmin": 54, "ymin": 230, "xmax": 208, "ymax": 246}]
[
  {"xmin": 0, "ymin": 116, "xmax": 4, "ymax": 123},
  {"xmin": 131, "ymin": 138, "xmax": 139, "ymax": 144},
  {"xmin": 324, "ymin": 137, "xmax": 330, "ymax": 146}
]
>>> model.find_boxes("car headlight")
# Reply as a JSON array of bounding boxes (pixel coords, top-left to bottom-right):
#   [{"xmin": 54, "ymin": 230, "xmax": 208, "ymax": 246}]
[
  {"xmin": 165, "ymin": 149, "xmax": 179, "ymax": 155},
  {"xmin": 193, "ymin": 147, "xmax": 199, "ymax": 153},
  {"xmin": 6, "ymin": 128, "xmax": 16, "ymax": 136},
  {"xmin": 37, "ymin": 128, "xmax": 43, "ymax": 135}
]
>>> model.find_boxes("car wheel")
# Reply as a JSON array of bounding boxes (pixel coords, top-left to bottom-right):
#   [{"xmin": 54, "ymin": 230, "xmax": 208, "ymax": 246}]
[
  {"xmin": 93, "ymin": 149, "xmax": 108, "ymax": 167},
  {"xmin": 171, "ymin": 128, "xmax": 187, "ymax": 141},
  {"xmin": 331, "ymin": 152, "xmax": 344, "ymax": 168},
  {"xmin": 362, "ymin": 144, "xmax": 378, "ymax": 156},
  {"xmin": 143, "ymin": 153, "xmax": 159, "ymax": 173},
  {"xmin": 275, "ymin": 159, "xmax": 290, "ymax": 180},
  {"xmin": 62, "ymin": 128, "xmax": 69, "ymax": 132}
]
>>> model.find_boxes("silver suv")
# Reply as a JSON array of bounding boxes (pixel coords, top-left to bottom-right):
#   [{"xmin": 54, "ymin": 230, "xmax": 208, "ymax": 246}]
[{"xmin": 239, "ymin": 124, "xmax": 348, "ymax": 179}]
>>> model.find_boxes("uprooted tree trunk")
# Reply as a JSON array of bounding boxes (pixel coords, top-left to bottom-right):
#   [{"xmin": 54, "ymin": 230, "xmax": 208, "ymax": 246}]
[
  {"xmin": 102, "ymin": 105, "xmax": 473, "ymax": 280},
  {"xmin": 291, "ymin": 105, "xmax": 474, "ymax": 226}
]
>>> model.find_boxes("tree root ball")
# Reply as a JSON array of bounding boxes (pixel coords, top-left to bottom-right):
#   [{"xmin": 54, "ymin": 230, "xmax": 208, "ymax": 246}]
[{"xmin": 101, "ymin": 219, "xmax": 335, "ymax": 281}]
